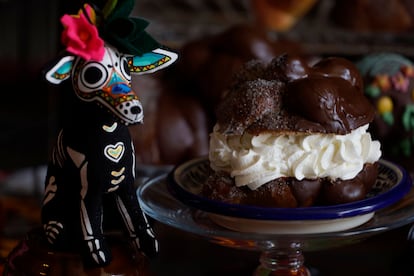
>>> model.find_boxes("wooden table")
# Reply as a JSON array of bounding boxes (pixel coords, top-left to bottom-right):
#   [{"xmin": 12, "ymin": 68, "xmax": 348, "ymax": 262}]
[
  {"xmin": 151, "ymin": 222, "xmax": 413, "ymax": 276},
  {"xmin": 1, "ymin": 194, "xmax": 413, "ymax": 276}
]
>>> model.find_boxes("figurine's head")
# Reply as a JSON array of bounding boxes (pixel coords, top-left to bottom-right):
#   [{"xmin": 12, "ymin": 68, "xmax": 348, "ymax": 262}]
[{"xmin": 43, "ymin": 1, "xmax": 177, "ymax": 125}]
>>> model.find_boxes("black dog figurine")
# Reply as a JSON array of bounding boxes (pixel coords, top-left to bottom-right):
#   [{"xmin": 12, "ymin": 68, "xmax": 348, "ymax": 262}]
[{"xmin": 42, "ymin": 1, "xmax": 177, "ymax": 267}]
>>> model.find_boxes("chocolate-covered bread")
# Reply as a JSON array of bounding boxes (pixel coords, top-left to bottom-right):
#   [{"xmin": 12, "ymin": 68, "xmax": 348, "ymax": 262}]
[
  {"xmin": 202, "ymin": 54, "xmax": 381, "ymax": 207},
  {"xmin": 216, "ymin": 55, "xmax": 374, "ymax": 135},
  {"xmin": 131, "ymin": 24, "xmax": 303, "ymax": 166},
  {"xmin": 203, "ymin": 163, "xmax": 378, "ymax": 207}
]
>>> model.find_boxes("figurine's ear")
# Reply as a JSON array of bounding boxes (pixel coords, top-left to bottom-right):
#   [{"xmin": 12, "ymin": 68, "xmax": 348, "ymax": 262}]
[
  {"xmin": 44, "ymin": 55, "xmax": 75, "ymax": 85},
  {"xmin": 128, "ymin": 48, "xmax": 178, "ymax": 74}
]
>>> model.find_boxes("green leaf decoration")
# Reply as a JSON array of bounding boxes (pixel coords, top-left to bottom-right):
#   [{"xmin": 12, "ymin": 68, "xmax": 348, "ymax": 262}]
[
  {"xmin": 382, "ymin": 111, "xmax": 394, "ymax": 126},
  {"xmin": 365, "ymin": 85, "xmax": 381, "ymax": 98},
  {"xmin": 402, "ymin": 104, "xmax": 414, "ymax": 131}
]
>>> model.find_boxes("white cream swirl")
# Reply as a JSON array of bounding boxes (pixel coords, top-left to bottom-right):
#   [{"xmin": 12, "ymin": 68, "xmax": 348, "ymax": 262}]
[{"xmin": 209, "ymin": 124, "xmax": 381, "ymax": 190}]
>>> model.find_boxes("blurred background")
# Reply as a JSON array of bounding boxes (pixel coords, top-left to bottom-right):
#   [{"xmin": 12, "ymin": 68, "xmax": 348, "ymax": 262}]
[{"xmin": 2, "ymin": 0, "xmax": 414, "ymax": 170}]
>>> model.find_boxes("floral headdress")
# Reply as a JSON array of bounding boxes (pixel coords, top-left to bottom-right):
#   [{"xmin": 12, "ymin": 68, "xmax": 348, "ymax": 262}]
[{"xmin": 60, "ymin": 0, "xmax": 160, "ymax": 61}]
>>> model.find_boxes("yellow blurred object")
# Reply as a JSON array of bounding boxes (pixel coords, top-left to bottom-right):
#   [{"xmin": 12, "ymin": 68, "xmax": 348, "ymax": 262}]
[
  {"xmin": 251, "ymin": 0, "xmax": 318, "ymax": 31},
  {"xmin": 377, "ymin": 96, "xmax": 394, "ymax": 115}
]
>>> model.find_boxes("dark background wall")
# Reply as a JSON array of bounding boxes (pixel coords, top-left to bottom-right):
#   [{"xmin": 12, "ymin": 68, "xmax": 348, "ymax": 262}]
[{"xmin": 0, "ymin": 0, "xmax": 81, "ymax": 170}]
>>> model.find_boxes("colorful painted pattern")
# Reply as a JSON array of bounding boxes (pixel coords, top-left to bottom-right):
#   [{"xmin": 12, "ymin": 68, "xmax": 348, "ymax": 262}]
[{"xmin": 359, "ymin": 53, "xmax": 414, "ymax": 157}]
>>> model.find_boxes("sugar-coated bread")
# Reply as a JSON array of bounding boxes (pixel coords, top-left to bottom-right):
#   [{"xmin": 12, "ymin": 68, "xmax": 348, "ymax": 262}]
[{"xmin": 202, "ymin": 54, "xmax": 381, "ymax": 207}]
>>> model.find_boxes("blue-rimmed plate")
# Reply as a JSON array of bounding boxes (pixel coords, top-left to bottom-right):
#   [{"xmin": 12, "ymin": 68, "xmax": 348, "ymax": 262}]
[{"xmin": 167, "ymin": 158, "xmax": 412, "ymax": 225}]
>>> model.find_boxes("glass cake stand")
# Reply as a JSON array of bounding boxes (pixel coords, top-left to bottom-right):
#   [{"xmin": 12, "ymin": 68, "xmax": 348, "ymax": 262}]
[{"xmin": 137, "ymin": 158, "xmax": 414, "ymax": 275}]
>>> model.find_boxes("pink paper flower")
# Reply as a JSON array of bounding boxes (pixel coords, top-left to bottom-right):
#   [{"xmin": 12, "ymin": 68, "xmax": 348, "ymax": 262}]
[
  {"xmin": 60, "ymin": 5, "xmax": 104, "ymax": 61},
  {"xmin": 391, "ymin": 72, "xmax": 410, "ymax": 92}
]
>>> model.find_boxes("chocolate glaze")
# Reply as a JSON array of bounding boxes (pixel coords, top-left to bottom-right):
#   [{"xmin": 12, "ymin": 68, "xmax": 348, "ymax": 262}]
[
  {"xmin": 321, "ymin": 162, "xmax": 379, "ymax": 204},
  {"xmin": 202, "ymin": 163, "xmax": 378, "ymax": 207},
  {"xmin": 216, "ymin": 54, "xmax": 375, "ymax": 135},
  {"xmin": 206, "ymin": 54, "xmax": 380, "ymax": 207},
  {"xmin": 286, "ymin": 76, "xmax": 374, "ymax": 134}
]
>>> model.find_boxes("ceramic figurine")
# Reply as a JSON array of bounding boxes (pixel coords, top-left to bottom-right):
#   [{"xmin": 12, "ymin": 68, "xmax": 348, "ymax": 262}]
[{"xmin": 39, "ymin": 0, "xmax": 176, "ymax": 267}]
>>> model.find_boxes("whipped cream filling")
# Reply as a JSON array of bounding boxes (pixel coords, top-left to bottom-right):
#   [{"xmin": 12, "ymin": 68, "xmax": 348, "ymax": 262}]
[{"xmin": 209, "ymin": 124, "xmax": 382, "ymax": 190}]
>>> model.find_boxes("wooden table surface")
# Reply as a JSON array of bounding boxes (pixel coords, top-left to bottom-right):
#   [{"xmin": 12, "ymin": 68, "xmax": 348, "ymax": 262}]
[
  {"xmin": 151, "ymin": 222, "xmax": 413, "ymax": 276},
  {"xmin": 1, "ymin": 194, "xmax": 414, "ymax": 276}
]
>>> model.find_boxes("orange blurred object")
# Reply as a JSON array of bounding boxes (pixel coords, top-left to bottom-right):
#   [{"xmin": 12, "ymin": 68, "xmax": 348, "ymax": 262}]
[{"xmin": 251, "ymin": 0, "xmax": 318, "ymax": 31}]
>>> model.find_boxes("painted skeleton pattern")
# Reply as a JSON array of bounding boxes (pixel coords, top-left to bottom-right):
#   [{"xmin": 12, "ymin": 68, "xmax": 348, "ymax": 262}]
[{"xmin": 43, "ymin": 44, "xmax": 177, "ymax": 266}]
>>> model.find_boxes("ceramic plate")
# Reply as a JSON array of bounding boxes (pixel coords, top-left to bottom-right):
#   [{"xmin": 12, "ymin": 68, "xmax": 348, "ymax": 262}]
[
  {"xmin": 167, "ymin": 158, "xmax": 411, "ymax": 233},
  {"xmin": 206, "ymin": 212, "xmax": 375, "ymax": 234},
  {"xmin": 167, "ymin": 158, "xmax": 412, "ymax": 222},
  {"xmin": 139, "ymin": 172, "xmax": 414, "ymax": 240}
]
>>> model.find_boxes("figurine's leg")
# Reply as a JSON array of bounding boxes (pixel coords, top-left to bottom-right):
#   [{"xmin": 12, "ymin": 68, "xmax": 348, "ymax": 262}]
[
  {"xmin": 80, "ymin": 197, "xmax": 111, "ymax": 266},
  {"xmin": 67, "ymin": 147, "xmax": 112, "ymax": 266},
  {"xmin": 79, "ymin": 164, "xmax": 112, "ymax": 266},
  {"xmin": 42, "ymin": 171, "xmax": 66, "ymax": 247},
  {"xmin": 114, "ymin": 183, "xmax": 158, "ymax": 258}
]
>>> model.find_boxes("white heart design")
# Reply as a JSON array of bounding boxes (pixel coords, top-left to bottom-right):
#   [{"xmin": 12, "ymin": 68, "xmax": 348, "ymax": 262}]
[{"xmin": 104, "ymin": 142, "xmax": 125, "ymax": 163}]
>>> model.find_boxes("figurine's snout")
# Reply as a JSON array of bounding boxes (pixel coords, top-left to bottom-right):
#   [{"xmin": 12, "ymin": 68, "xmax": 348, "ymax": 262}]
[
  {"xmin": 131, "ymin": 105, "xmax": 142, "ymax": 115},
  {"xmin": 117, "ymin": 99, "xmax": 144, "ymax": 125}
]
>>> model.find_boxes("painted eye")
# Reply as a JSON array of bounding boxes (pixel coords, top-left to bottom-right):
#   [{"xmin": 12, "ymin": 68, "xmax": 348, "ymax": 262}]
[
  {"xmin": 120, "ymin": 56, "xmax": 131, "ymax": 82},
  {"xmin": 78, "ymin": 62, "xmax": 108, "ymax": 92}
]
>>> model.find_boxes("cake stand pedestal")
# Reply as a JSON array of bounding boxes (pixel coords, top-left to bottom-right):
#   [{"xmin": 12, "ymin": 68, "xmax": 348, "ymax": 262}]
[
  {"xmin": 255, "ymin": 245, "xmax": 310, "ymax": 275},
  {"xmin": 137, "ymin": 174, "xmax": 414, "ymax": 276}
]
